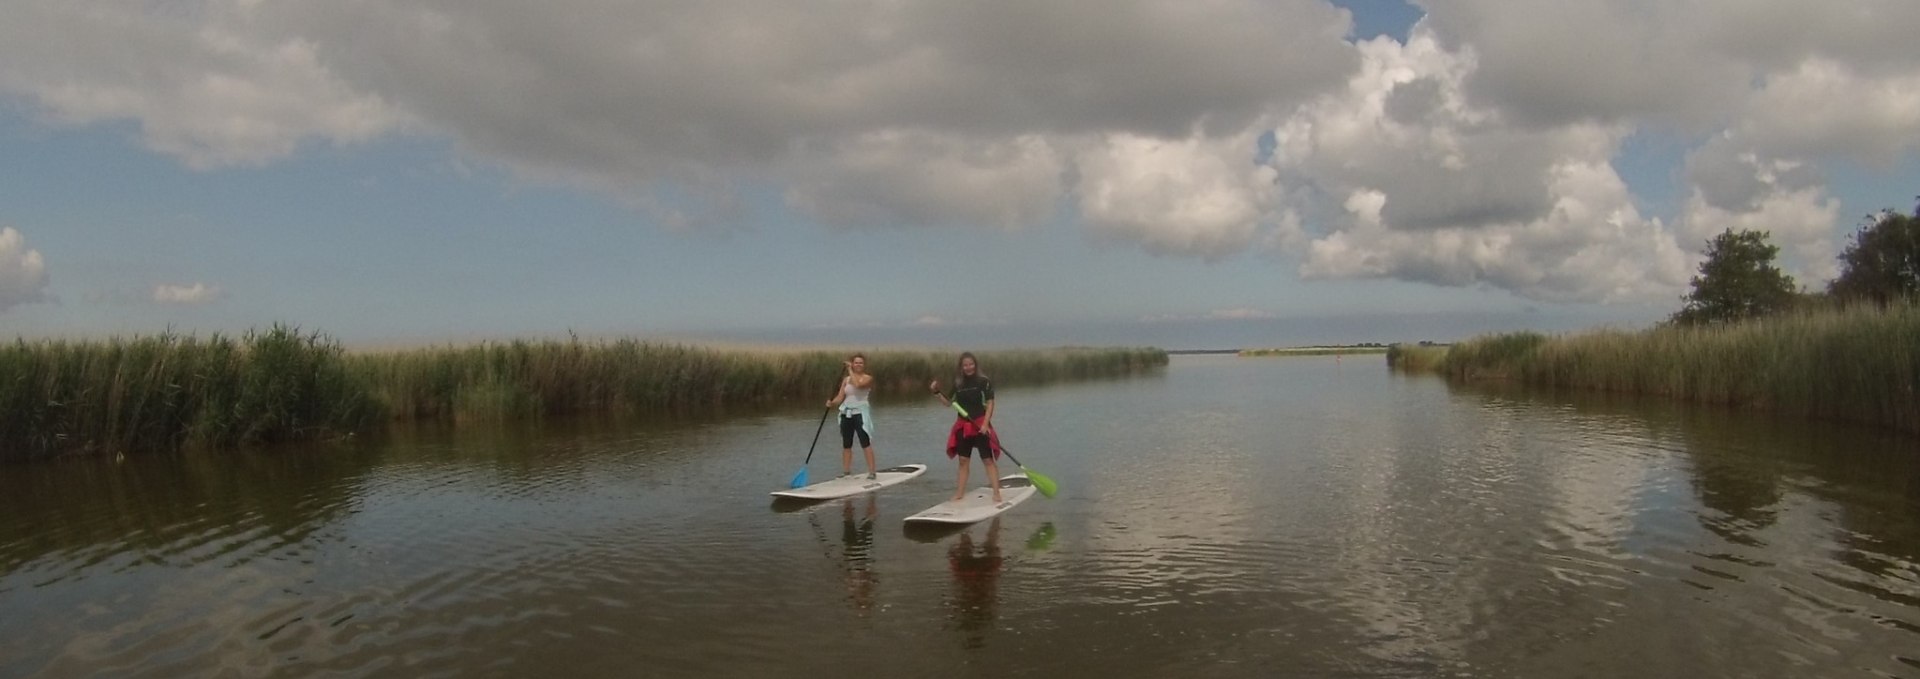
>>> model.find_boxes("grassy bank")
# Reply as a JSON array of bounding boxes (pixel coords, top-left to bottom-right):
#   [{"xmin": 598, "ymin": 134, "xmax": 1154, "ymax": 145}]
[
  {"xmin": 1, "ymin": 327, "xmax": 1168, "ymax": 460},
  {"xmin": 1438, "ymin": 301, "xmax": 1919, "ymax": 433}
]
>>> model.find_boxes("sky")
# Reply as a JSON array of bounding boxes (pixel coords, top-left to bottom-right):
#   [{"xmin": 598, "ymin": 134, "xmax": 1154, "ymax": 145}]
[{"xmin": 2, "ymin": 0, "xmax": 1917, "ymax": 350}]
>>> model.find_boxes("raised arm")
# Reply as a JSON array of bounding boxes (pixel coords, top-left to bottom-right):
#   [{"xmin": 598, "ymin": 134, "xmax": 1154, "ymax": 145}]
[{"xmin": 826, "ymin": 374, "xmax": 847, "ymax": 408}]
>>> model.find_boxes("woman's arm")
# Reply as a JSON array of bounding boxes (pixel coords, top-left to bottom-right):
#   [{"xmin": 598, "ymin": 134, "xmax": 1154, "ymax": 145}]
[{"xmin": 826, "ymin": 377, "xmax": 847, "ymax": 407}]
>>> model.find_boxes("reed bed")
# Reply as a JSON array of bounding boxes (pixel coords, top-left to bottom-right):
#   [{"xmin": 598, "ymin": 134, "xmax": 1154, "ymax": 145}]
[
  {"xmin": 1384, "ymin": 343, "xmax": 1451, "ymax": 372},
  {"xmin": 1439, "ymin": 301, "xmax": 1920, "ymax": 433},
  {"xmin": 1, "ymin": 328, "xmax": 1167, "ymax": 460},
  {"xmin": 0, "ymin": 326, "xmax": 380, "ymax": 460},
  {"xmin": 352, "ymin": 342, "xmax": 1166, "ymax": 421}
]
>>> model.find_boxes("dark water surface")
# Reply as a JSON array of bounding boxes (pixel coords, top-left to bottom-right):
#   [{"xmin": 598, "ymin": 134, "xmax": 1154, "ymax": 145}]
[{"xmin": 3, "ymin": 356, "xmax": 1918, "ymax": 678}]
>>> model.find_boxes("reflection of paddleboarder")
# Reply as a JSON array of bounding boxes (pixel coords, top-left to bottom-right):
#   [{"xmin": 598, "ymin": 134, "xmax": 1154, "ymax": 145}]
[
  {"xmin": 945, "ymin": 516, "xmax": 1004, "ymax": 649},
  {"xmin": 841, "ymin": 496, "xmax": 878, "ymax": 614}
]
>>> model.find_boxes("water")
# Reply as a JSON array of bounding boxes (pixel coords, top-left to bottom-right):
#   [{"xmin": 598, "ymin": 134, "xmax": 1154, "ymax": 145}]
[{"xmin": 2, "ymin": 355, "xmax": 1917, "ymax": 678}]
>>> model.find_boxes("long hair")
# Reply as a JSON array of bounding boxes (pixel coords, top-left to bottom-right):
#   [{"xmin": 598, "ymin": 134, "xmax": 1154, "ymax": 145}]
[{"xmin": 955, "ymin": 351, "xmax": 982, "ymax": 382}]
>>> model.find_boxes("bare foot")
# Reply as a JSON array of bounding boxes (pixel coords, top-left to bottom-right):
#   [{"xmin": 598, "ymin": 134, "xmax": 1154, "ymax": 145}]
[
  {"xmin": 951, "ymin": 493, "xmax": 966, "ymax": 502},
  {"xmin": 992, "ymin": 492, "xmax": 1004, "ymax": 503}
]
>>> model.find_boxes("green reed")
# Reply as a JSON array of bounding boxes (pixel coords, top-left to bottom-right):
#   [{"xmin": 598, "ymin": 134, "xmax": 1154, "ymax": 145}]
[
  {"xmin": 1438, "ymin": 301, "xmax": 1919, "ymax": 433},
  {"xmin": 350, "ymin": 342, "xmax": 1169, "ymax": 421},
  {"xmin": 0, "ymin": 325, "xmax": 381, "ymax": 460},
  {"xmin": 1384, "ymin": 344, "xmax": 1451, "ymax": 372},
  {"xmin": 2, "ymin": 330, "xmax": 1167, "ymax": 459}
]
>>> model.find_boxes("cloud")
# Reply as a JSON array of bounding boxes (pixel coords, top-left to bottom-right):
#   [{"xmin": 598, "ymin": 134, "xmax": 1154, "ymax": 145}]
[
  {"xmin": 1734, "ymin": 58, "xmax": 1920, "ymax": 167},
  {"xmin": 152, "ymin": 282, "xmax": 226, "ymax": 305},
  {"xmin": 0, "ymin": 227, "xmax": 51, "ymax": 313},
  {"xmin": 1273, "ymin": 32, "xmax": 1693, "ymax": 303},
  {"xmin": 0, "ymin": 1, "xmax": 404, "ymax": 168},
  {"xmin": 1076, "ymin": 131, "xmax": 1283, "ymax": 259},
  {"xmin": 3, "ymin": 0, "xmax": 1916, "ymax": 306},
  {"xmin": 1207, "ymin": 308, "xmax": 1278, "ymax": 321},
  {"xmin": 1141, "ymin": 308, "xmax": 1279, "ymax": 323},
  {"xmin": 786, "ymin": 132, "xmax": 1065, "ymax": 230}
]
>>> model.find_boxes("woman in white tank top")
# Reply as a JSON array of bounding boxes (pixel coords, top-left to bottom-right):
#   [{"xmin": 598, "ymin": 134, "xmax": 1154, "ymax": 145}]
[{"xmin": 826, "ymin": 353, "xmax": 879, "ymax": 478}]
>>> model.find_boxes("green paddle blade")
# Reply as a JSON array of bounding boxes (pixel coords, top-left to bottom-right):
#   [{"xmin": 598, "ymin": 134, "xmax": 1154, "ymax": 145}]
[{"xmin": 1022, "ymin": 467, "xmax": 1059, "ymax": 498}]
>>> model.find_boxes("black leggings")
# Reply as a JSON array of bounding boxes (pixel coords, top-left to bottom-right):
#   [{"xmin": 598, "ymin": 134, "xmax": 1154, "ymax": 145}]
[{"xmin": 839, "ymin": 414, "xmax": 871, "ymax": 448}]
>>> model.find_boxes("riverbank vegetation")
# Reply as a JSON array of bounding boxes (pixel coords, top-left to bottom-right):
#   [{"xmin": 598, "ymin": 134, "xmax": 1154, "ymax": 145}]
[
  {"xmin": 1430, "ymin": 199, "xmax": 1920, "ymax": 434},
  {"xmin": 1437, "ymin": 301, "xmax": 1918, "ymax": 433},
  {"xmin": 1, "ymin": 328, "xmax": 1167, "ymax": 460},
  {"xmin": 1239, "ymin": 344, "xmax": 1390, "ymax": 357},
  {"xmin": 1384, "ymin": 343, "xmax": 1450, "ymax": 372}
]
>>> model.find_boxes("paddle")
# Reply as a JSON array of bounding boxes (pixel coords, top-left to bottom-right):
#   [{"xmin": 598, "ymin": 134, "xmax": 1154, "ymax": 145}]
[
  {"xmin": 934, "ymin": 394, "xmax": 1059, "ymax": 498},
  {"xmin": 990, "ymin": 438, "xmax": 1059, "ymax": 499},
  {"xmin": 789, "ymin": 406, "xmax": 833, "ymax": 488}
]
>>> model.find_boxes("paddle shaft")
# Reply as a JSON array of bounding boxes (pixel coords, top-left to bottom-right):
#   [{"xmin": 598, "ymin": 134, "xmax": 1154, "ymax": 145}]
[{"xmin": 802, "ymin": 406, "xmax": 831, "ymax": 465}]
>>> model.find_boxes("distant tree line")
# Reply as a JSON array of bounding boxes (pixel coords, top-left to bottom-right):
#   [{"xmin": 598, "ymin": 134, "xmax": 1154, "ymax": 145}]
[{"xmin": 1672, "ymin": 195, "xmax": 1920, "ymax": 325}]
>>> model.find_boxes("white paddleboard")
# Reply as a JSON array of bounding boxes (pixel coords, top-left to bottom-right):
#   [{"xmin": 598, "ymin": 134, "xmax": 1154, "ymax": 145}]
[
  {"xmin": 771, "ymin": 464, "xmax": 928, "ymax": 500},
  {"xmin": 903, "ymin": 474, "xmax": 1036, "ymax": 525}
]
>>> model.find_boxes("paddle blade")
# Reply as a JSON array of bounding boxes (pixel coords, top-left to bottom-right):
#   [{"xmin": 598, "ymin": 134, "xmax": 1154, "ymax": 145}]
[
  {"xmin": 790, "ymin": 467, "xmax": 809, "ymax": 489},
  {"xmin": 1022, "ymin": 467, "xmax": 1059, "ymax": 498}
]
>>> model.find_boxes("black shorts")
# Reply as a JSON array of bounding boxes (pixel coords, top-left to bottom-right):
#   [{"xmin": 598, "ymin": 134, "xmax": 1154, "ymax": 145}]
[
  {"xmin": 839, "ymin": 414, "xmax": 871, "ymax": 448},
  {"xmin": 954, "ymin": 433, "xmax": 994, "ymax": 459}
]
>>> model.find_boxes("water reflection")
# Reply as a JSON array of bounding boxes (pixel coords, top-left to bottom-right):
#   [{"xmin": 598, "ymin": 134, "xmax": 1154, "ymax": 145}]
[
  {"xmin": 839, "ymin": 497, "xmax": 878, "ymax": 614},
  {"xmin": 1, "ymin": 359, "xmax": 1915, "ymax": 677},
  {"xmin": 1025, "ymin": 522, "xmax": 1057, "ymax": 551},
  {"xmin": 945, "ymin": 517, "xmax": 1005, "ymax": 650},
  {"xmin": 1446, "ymin": 380, "xmax": 1920, "ymax": 675}
]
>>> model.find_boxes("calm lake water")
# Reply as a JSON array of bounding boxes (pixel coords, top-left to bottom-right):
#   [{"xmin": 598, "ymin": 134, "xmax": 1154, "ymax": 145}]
[{"xmin": 3, "ymin": 355, "xmax": 1918, "ymax": 678}]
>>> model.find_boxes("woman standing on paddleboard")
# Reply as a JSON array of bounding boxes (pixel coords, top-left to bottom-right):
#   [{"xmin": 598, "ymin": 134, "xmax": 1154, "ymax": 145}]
[
  {"xmin": 827, "ymin": 353, "xmax": 880, "ymax": 479},
  {"xmin": 930, "ymin": 352, "xmax": 1002, "ymax": 503}
]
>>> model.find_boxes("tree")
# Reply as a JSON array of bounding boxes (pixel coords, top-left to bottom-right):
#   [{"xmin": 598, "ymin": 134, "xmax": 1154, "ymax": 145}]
[
  {"xmin": 1670, "ymin": 229, "xmax": 1798, "ymax": 326},
  {"xmin": 1827, "ymin": 199, "xmax": 1920, "ymax": 307}
]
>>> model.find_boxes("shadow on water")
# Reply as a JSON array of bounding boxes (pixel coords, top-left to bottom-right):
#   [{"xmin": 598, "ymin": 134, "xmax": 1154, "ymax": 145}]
[
  {"xmin": 904, "ymin": 521, "xmax": 973, "ymax": 544},
  {"xmin": 769, "ymin": 497, "xmax": 821, "ymax": 514}
]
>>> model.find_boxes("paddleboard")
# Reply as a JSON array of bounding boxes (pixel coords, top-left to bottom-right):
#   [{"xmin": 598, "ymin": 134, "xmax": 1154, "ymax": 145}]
[
  {"xmin": 902, "ymin": 474, "xmax": 1036, "ymax": 525},
  {"xmin": 771, "ymin": 464, "xmax": 928, "ymax": 501}
]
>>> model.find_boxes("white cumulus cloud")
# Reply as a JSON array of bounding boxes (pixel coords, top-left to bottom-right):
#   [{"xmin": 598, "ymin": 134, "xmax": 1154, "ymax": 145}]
[
  {"xmin": 1273, "ymin": 32, "xmax": 1693, "ymax": 303},
  {"xmin": 152, "ymin": 282, "xmax": 226, "ymax": 305},
  {"xmin": 0, "ymin": 227, "xmax": 52, "ymax": 313},
  {"xmin": 2, "ymin": 0, "xmax": 1915, "ymax": 304}
]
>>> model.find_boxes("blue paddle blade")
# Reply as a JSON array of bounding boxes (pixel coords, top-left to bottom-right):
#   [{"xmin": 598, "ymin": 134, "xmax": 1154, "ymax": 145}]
[{"xmin": 790, "ymin": 467, "xmax": 809, "ymax": 489}]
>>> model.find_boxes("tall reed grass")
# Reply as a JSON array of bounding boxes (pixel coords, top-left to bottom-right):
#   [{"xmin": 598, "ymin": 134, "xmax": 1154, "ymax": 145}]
[
  {"xmin": 0, "ymin": 325, "xmax": 380, "ymax": 460},
  {"xmin": 1439, "ymin": 302, "xmax": 1920, "ymax": 433},
  {"xmin": 1, "ymin": 329, "xmax": 1167, "ymax": 460},
  {"xmin": 1384, "ymin": 343, "xmax": 1451, "ymax": 372},
  {"xmin": 351, "ymin": 342, "xmax": 1168, "ymax": 421}
]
